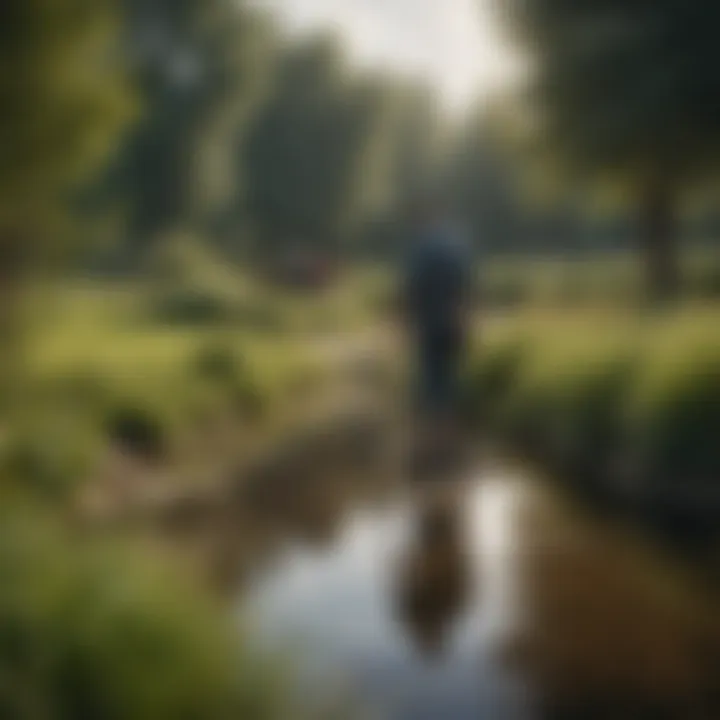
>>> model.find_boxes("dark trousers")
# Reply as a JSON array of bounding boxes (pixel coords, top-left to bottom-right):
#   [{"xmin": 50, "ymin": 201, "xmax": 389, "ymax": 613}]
[{"xmin": 414, "ymin": 327, "xmax": 465, "ymax": 417}]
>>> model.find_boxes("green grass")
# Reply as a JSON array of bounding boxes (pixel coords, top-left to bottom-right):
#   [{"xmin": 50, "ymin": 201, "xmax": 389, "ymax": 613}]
[{"xmin": 3, "ymin": 274, "xmax": 367, "ymax": 505}]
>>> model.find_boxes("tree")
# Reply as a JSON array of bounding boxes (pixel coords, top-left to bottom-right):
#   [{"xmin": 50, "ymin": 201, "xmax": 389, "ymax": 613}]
[
  {"xmin": 0, "ymin": 0, "xmax": 133, "ymax": 249},
  {"xmin": 116, "ymin": 0, "xmax": 274, "ymax": 256},
  {"xmin": 504, "ymin": 0, "xmax": 720, "ymax": 300},
  {"xmin": 0, "ymin": 0, "xmax": 133, "ymax": 379},
  {"xmin": 445, "ymin": 109, "xmax": 525, "ymax": 256},
  {"xmin": 387, "ymin": 83, "xmax": 446, "ymax": 217},
  {"xmin": 243, "ymin": 35, "xmax": 396, "ymax": 260},
  {"xmin": 356, "ymin": 81, "xmax": 446, "ymax": 260}
]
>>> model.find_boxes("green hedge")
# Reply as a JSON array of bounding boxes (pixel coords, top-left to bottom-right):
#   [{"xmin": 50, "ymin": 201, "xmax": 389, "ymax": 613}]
[{"xmin": 467, "ymin": 313, "xmax": 720, "ymax": 509}]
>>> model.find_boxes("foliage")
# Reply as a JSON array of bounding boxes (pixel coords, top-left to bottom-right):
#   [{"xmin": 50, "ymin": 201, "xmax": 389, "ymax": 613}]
[
  {"xmin": 115, "ymin": 0, "xmax": 275, "ymax": 251},
  {"xmin": 504, "ymin": 0, "xmax": 720, "ymax": 189},
  {"xmin": 0, "ymin": 511, "xmax": 288, "ymax": 720},
  {"xmin": 468, "ymin": 310, "xmax": 720, "ymax": 498},
  {"xmin": 243, "ymin": 34, "xmax": 396, "ymax": 257},
  {"xmin": 0, "ymin": 419, "xmax": 100, "ymax": 503},
  {"xmin": 502, "ymin": 0, "xmax": 720, "ymax": 298},
  {"xmin": 105, "ymin": 403, "xmax": 168, "ymax": 461},
  {"xmin": 445, "ymin": 108, "xmax": 525, "ymax": 256},
  {"xmin": 0, "ymin": 0, "xmax": 134, "ymax": 228}
]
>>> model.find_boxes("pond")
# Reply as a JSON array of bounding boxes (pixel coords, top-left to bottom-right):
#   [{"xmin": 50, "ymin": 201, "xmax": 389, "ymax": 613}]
[{"xmin": 241, "ymin": 460, "xmax": 719, "ymax": 719}]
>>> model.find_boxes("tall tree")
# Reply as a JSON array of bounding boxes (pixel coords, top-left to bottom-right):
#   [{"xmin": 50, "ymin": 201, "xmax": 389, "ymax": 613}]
[
  {"xmin": 389, "ymin": 83, "xmax": 445, "ymax": 215},
  {"xmin": 117, "ymin": 0, "xmax": 274, "ymax": 255},
  {"xmin": 504, "ymin": 0, "xmax": 720, "ymax": 300},
  {"xmin": 243, "ymin": 35, "xmax": 396, "ymax": 259},
  {"xmin": 445, "ymin": 109, "xmax": 525, "ymax": 256},
  {"xmin": 0, "ymin": 0, "xmax": 133, "ymax": 248},
  {"xmin": 0, "ymin": 0, "xmax": 133, "ymax": 375},
  {"xmin": 356, "ymin": 81, "xmax": 446, "ymax": 260}
]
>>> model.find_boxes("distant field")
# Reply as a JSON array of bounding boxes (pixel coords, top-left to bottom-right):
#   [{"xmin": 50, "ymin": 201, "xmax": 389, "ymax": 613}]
[{"xmin": 479, "ymin": 247, "xmax": 720, "ymax": 308}]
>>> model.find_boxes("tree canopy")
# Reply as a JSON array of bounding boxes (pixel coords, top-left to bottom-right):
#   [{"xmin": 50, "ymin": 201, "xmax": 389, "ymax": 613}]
[
  {"xmin": 506, "ymin": 0, "xmax": 720, "ymax": 189},
  {"xmin": 242, "ymin": 35, "xmax": 396, "ymax": 258},
  {"xmin": 0, "ymin": 0, "xmax": 134, "ymax": 231},
  {"xmin": 504, "ymin": 0, "xmax": 720, "ymax": 297},
  {"xmin": 116, "ymin": 0, "xmax": 274, "ymax": 251}
]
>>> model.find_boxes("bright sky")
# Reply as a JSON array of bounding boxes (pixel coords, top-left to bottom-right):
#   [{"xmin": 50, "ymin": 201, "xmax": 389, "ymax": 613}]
[{"xmin": 258, "ymin": 0, "xmax": 522, "ymax": 115}]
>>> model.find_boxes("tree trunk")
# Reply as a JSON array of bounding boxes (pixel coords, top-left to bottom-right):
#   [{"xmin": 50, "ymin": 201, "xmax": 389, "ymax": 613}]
[{"xmin": 638, "ymin": 179, "xmax": 681, "ymax": 304}]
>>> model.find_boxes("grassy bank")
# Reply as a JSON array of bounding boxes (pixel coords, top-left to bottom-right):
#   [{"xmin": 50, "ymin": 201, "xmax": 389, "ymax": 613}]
[
  {"xmin": 3, "ymin": 272, "xmax": 382, "ymax": 508},
  {"xmin": 0, "ymin": 270, "xmax": 385, "ymax": 720},
  {"xmin": 467, "ymin": 307, "xmax": 720, "ymax": 546}
]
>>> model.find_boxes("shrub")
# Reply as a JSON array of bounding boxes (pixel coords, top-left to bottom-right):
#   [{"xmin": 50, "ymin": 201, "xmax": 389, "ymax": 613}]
[
  {"xmin": 465, "ymin": 338, "xmax": 527, "ymax": 425},
  {"xmin": 0, "ymin": 511, "xmax": 288, "ymax": 720},
  {"xmin": 628, "ymin": 343, "xmax": 720, "ymax": 486},
  {"xmin": 534, "ymin": 353, "xmax": 636, "ymax": 481},
  {"xmin": 151, "ymin": 287, "xmax": 236, "ymax": 326},
  {"xmin": 190, "ymin": 343, "xmax": 269, "ymax": 420},
  {"xmin": 150, "ymin": 284, "xmax": 289, "ymax": 333},
  {"xmin": 1, "ymin": 422, "xmax": 99, "ymax": 503},
  {"xmin": 470, "ymin": 313, "xmax": 720, "ymax": 502},
  {"xmin": 105, "ymin": 403, "xmax": 168, "ymax": 462}
]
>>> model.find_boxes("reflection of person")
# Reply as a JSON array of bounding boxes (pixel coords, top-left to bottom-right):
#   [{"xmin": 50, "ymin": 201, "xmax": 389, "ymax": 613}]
[
  {"xmin": 395, "ymin": 501, "xmax": 471, "ymax": 658},
  {"xmin": 400, "ymin": 193, "xmax": 472, "ymax": 467}
]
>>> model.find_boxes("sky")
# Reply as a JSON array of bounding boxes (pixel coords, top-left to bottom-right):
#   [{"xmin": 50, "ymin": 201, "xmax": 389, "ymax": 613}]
[{"xmin": 258, "ymin": 0, "xmax": 523, "ymax": 115}]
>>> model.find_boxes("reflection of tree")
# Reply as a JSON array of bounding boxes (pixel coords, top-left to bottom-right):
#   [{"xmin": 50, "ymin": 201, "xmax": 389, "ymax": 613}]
[{"xmin": 394, "ymin": 501, "xmax": 471, "ymax": 658}]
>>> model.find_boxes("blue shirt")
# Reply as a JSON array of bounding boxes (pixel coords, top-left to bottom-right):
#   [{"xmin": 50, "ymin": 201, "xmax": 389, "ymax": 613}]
[{"xmin": 404, "ymin": 222, "xmax": 472, "ymax": 335}]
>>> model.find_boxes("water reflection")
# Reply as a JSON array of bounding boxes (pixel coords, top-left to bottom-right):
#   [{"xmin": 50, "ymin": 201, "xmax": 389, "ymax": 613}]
[
  {"xmin": 225, "ymin": 455, "xmax": 719, "ymax": 719},
  {"xmin": 394, "ymin": 497, "xmax": 471, "ymax": 658},
  {"xmin": 243, "ymin": 472, "xmax": 531, "ymax": 719}
]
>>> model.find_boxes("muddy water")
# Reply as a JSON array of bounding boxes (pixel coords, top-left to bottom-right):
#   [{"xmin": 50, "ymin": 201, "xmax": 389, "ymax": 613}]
[{"xmin": 241, "ymin": 464, "xmax": 719, "ymax": 719}]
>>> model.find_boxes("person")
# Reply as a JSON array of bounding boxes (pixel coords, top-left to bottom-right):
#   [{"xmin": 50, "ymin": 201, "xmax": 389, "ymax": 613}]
[{"xmin": 400, "ymin": 192, "xmax": 472, "ymax": 470}]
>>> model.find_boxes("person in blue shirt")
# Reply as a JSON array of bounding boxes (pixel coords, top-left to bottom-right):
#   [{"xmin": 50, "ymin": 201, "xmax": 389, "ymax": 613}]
[{"xmin": 401, "ymin": 192, "xmax": 473, "ymax": 460}]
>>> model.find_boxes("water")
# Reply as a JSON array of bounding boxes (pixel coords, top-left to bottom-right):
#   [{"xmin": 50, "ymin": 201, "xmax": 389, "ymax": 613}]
[{"xmin": 241, "ymin": 464, "xmax": 718, "ymax": 719}]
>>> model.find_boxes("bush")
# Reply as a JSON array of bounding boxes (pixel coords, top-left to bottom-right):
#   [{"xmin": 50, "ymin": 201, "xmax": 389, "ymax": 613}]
[
  {"xmin": 1, "ymin": 421, "xmax": 99, "ymax": 503},
  {"xmin": 469, "ymin": 313, "xmax": 720, "ymax": 503},
  {"xmin": 532, "ymin": 353, "xmax": 635, "ymax": 481},
  {"xmin": 628, "ymin": 343, "xmax": 720, "ymax": 485},
  {"xmin": 0, "ymin": 511, "xmax": 288, "ymax": 720},
  {"xmin": 151, "ymin": 287, "xmax": 237, "ymax": 326},
  {"xmin": 150, "ymin": 283, "xmax": 291, "ymax": 333},
  {"xmin": 190, "ymin": 343, "xmax": 267, "ymax": 418},
  {"xmin": 105, "ymin": 404, "xmax": 168, "ymax": 461},
  {"xmin": 465, "ymin": 338, "xmax": 527, "ymax": 425}
]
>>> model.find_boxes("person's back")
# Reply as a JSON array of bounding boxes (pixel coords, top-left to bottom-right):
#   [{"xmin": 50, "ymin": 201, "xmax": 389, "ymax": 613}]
[{"xmin": 406, "ymin": 225, "xmax": 469, "ymax": 339}]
